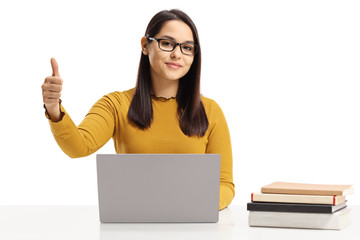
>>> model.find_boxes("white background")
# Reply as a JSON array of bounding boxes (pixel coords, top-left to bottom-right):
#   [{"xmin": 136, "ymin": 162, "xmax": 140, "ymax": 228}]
[{"xmin": 0, "ymin": 0, "xmax": 359, "ymax": 205}]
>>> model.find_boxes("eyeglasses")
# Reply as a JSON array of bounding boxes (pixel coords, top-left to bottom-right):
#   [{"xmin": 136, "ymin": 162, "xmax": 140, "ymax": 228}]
[{"xmin": 147, "ymin": 37, "xmax": 198, "ymax": 56}]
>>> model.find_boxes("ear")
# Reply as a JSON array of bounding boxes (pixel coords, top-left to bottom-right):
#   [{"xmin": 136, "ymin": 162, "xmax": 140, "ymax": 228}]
[{"xmin": 141, "ymin": 36, "xmax": 149, "ymax": 55}]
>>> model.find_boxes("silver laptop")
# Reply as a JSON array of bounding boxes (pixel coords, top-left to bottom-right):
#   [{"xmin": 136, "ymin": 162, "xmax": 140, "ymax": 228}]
[{"xmin": 96, "ymin": 154, "xmax": 220, "ymax": 223}]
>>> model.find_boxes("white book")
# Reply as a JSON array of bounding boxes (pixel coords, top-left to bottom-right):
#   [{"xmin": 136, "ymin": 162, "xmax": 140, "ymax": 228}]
[
  {"xmin": 252, "ymin": 193, "xmax": 346, "ymax": 205},
  {"xmin": 248, "ymin": 207, "xmax": 351, "ymax": 230}
]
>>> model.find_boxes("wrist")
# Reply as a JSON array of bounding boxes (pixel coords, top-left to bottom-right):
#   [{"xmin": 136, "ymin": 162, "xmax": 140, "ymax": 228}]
[{"xmin": 44, "ymin": 99, "xmax": 65, "ymax": 122}]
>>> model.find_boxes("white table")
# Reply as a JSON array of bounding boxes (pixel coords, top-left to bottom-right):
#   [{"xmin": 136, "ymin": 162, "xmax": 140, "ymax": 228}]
[{"xmin": 0, "ymin": 205, "xmax": 358, "ymax": 240}]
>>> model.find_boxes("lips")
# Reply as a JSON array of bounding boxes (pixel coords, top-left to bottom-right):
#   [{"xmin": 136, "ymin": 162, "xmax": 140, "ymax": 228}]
[{"xmin": 166, "ymin": 62, "xmax": 182, "ymax": 69}]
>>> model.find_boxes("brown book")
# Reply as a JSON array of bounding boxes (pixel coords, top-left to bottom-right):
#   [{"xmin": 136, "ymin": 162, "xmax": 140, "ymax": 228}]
[{"xmin": 261, "ymin": 181, "xmax": 353, "ymax": 196}]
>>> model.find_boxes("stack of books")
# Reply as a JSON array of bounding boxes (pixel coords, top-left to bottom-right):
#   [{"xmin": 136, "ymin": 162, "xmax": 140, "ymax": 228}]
[{"xmin": 247, "ymin": 181, "xmax": 353, "ymax": 230}]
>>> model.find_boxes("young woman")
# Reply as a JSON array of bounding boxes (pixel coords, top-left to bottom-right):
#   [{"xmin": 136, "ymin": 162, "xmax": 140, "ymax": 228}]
[{"xmin": 41, "ymin": 9, "xmax": 235, "ymax": 210}]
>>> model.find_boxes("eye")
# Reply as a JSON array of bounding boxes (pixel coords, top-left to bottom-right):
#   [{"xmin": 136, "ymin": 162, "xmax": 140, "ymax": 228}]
[
  {"xmin": 183, "ymin": 45, "xmax": 193, "ymax": 51},
  {"xmin": 160, "ymin": 40, "xmax": 174, "ymax": 47}
]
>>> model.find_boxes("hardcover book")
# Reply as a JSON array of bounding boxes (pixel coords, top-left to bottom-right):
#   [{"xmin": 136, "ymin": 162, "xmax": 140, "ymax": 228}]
[
  {"xmin": 251, "ymin": 193, "xmax": 346, "ymax": 205},
  {"xmin": 261, "ymin": 182, "xmax": 353, "ymax": 196},
  {"xmin": 248, "ymin": 207, "xmax": 351, "ymax": 230},
  {"xmin": 247, "ymin": 201, "xmax": 347, "ymax": 213}
]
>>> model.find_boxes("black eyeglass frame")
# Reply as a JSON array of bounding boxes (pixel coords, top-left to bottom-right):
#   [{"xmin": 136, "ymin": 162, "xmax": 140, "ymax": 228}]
[{"xmin": 146, "ymin": 36, "xmax": 198, "ymax": 56}]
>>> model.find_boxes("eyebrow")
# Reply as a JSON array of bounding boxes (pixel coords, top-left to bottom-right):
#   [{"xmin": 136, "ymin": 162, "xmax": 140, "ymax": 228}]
[{"xmin": 160, "ymin": 35, "xmax": 195, "ymax": 44}]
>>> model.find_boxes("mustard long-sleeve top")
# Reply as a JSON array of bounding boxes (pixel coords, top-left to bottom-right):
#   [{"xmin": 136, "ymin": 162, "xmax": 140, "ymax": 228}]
[{"xmin": 47, "ymin": 88, "xmax": 235, "ymax": 210}]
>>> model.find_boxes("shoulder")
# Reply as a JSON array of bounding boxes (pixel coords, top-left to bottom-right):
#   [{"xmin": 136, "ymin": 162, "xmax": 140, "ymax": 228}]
[
  {"xmin": 201, "ymin": 94, "xmax": 230, "ymax": 133},
  {"xmin": 101, "ymin": 88, "xmax": 135, "ymax": 106},
  {"xmin": 90, "ymin": 88, "xmax": 134, "ymax": 113},
  {"xmin": 200, "ymin": 94, "xmax": 224, "ymax": 117}
]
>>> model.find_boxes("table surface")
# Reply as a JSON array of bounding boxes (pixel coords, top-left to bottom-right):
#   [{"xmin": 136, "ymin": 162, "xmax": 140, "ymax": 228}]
[{"xmin": 0, "ymin": 205, "xmax": 359, "ymax": 240}]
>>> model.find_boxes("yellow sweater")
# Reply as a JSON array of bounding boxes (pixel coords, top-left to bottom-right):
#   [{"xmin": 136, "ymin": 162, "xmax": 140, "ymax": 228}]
[{"xmin": 47, "ymin": 88, "xmax": 235, "ymax": 210}]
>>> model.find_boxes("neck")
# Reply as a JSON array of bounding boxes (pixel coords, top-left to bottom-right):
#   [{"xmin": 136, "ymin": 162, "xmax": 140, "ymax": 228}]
[{"xmin": 151, "ymin": 78, "xmax": 179, "ymax": 99}]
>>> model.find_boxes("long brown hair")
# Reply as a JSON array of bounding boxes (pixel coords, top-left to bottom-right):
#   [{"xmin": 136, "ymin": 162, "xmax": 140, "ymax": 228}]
[{"xmin": 128, "ymin": 9, "xmax": 208, "ymax": 137}]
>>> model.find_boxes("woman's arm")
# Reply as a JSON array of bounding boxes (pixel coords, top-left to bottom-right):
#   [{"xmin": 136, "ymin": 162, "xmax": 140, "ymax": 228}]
[
  {"xmin": 205, "ymin": 100, "xmax": 235, "ymax": 210},
  {"xmin": 46, "ymin": 96, "xmax": 115, "ymax": 158},
  {"xmin": 42, "ymin": 58, "xmax": 115, "ymax": 158}
]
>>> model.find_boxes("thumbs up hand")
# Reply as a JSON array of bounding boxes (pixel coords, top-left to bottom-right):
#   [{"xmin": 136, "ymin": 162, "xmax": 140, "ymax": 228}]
[{"xmin": 42, "ymin": 58, "xmax": 63, "ymax": 121}]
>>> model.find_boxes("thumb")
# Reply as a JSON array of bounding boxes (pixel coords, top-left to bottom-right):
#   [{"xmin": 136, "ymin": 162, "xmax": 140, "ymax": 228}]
[{"xmin": 51, "ymin": 57, "xmax": 60, "ymax": 77}]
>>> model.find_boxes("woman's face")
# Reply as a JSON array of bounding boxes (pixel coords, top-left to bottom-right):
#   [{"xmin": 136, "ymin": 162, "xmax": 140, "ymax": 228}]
[{"xmin": 143, "ymin": 20, "xmax": 195, "ymax": 83}]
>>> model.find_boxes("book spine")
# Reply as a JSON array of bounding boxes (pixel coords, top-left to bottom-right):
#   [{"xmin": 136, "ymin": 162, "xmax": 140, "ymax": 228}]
[{"xmin": 247, "ymin": 202, "xmax": 339, "ymax": 213}]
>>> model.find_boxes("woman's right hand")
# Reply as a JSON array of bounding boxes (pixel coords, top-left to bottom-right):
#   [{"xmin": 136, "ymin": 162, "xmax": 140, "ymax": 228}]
[{"xmin": 42, "ymin": 58, "xmax": 63, "ymax": 121}]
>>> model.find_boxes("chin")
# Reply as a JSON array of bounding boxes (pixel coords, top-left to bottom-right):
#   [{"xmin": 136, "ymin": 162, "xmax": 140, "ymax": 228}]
[{"xmin": 164, "ymin": 74, "xmax": 184, "ymax": 81}]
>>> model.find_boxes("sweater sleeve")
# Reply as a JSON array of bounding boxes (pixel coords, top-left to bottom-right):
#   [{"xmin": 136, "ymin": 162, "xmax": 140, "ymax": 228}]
[
  {"xmin": 47, "ymin": 94, "xmax": 116, "ymax": 158},
  {"xmin": 205, "ymin": 100, "xmax": 235, "ymax": 210}
]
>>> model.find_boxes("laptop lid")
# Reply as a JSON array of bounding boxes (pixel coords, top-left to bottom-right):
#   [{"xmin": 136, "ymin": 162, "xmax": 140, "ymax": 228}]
[{"xmin": 96, "ymin": 154, "xmax": 220, "ymax": 223}]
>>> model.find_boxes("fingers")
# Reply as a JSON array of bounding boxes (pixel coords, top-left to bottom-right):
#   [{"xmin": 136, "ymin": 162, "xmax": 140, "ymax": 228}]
[
  {"xmin": 51, "ymin": 58, "xmax": 60, "ymax": 77},
  {"xmin": 42, "ymin": 75, "xmax": 63, "ymax": 106},
  {"xmin": 42, "ymin": 82, "xmax": 62, "ymax": 94},
  {"xmin": 42, "ymin": 90, "xmax": 62, "ymax": 99},
  {"xmin": 43, "ymin": 81, "xmax": 62, "ymax": 91},
  {"xmin": 45, "ymin": 76, "xmax": 63, "ymax": 85},
  {"xmin": 42, "ymin": 77, "xmax": 62, "ymax": 90},
  {"xmin": 42, "ymin": 85, "xmax": 62, "ymax": 106}
]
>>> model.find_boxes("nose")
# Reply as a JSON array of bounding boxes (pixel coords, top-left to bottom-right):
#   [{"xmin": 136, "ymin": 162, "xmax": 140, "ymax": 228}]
[{"xmin": 171, "ymin": 44, "xmax": 182, "ymax": 58}]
